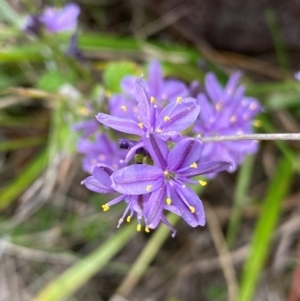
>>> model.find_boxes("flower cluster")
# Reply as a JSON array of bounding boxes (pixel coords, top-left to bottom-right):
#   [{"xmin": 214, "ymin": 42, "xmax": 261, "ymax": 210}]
[
  {"xmin": 80, "ymin": 61, "xmax": 261, "ymax": 236},
  {"xmin": 193, "ymin": 72, "xmax": 263, "ymax": 175}
]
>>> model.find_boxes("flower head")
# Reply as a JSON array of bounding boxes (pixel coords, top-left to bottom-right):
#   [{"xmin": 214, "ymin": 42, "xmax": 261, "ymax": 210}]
[
  {"xmin": 111, "ymin": 134, "xmax": 231, "ymax": 230},
  {"xmin": 97, "ymin": 78, "xmax": 200, "ymax": 162},
  {"xmin": 82, "ymin": 163, "xmax": 175, "ymax": 234}
]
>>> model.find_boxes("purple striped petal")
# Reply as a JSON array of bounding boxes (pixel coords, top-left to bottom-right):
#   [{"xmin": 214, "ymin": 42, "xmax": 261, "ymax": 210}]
[
  {"xmin": 144, "ymin": 185, "xmax": 166, "ymax": 228},
  {"xmin": 96, "ymin": 113, "xmax": 144, "ymax": 136},
  {"xmin": 148, "ymin": 60, "xmax": 163, "ymax": 98},
  {"xmin": 156, "ymin": 98, "xmax": 200, "ymax": 135},
  {"xmin": 143, "ymin": 134, "xmax": 168, "ymax": 170},
  {"xmin": 135, "ymin": 78, "xmax": 151, "ymax": 128},
  {"xmin": 111, "ymin": 164, "xmax": 164, "ymax": 195},
  {"xmin": 81, "ymin": 175, "xmax": 114, "ymax": 194},
  {"xmin": 178, "ymin": 160, "xmax": 231, "ymax": 177},
  {"xmin": 167, "ymin": 138, "xmax": 203, "ymax": 171},
  {"xmin": 172, "ymin": 185, "xmax": 205, "ymax": 227}
]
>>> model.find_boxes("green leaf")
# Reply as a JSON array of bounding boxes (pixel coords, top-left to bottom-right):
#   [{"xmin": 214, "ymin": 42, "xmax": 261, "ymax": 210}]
[
  {"xmin": 103, "ymin": 61, "xmax": 138, "ymax": 93},
  {"xmin": 32, "ymin": 224, "xmax": 135, "ymax": 301},
  {"xmin": 238, "ymin": 156, "xmax": 293, "ymax": 301},
  {"xmin": 0, "ymin": 149, "xmax": 48, "ymax": 210}
]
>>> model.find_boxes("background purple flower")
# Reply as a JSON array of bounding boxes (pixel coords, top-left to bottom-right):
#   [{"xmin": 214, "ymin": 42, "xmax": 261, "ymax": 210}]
[
  {"xmin": 77, "ymin": 133, "xmax": 126, "ymax": 173},
  {"xmin": 193, "ymin": 72, "xmax": 263, "ymax": 174},
  {"xmin": 39, "ymin": 3, "xmax": 80, "ymax": 33}
]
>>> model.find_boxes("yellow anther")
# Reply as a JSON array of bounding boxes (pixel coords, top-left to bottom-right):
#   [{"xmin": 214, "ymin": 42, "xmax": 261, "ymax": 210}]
[
  {"xmin": 250, "ymin": 103, "xmax": 257, "ymax": 110},
  {"xmin": 253, "ymin": 120, "xmax": 262, "ymax": 127},
  {"xmin": 146, "ymin": 185, "xmax": 152, "ymax": 192},
  {"xmin": 78, "ymin": 106, "xmax": 90, "ymax": 116},
  {"xmin": 199, "ymin": 180, "xmax": 207, "ymax": 186},
  {"xmin": 138, "ymin": 123, "xmax": 144, "ymax": 129},
  {"xmin": 121, "ymin": 105, "xmax": 127, "ymax": 112},
  {"xmin": 164, "ymin": 116, "xmax": 170, "ymax": 122},
  {"xmin": 145, "ymin": 227, "xmax": 150, "ymax": 233},
  {"xmin": 102, "ymin": 204, "xmax": 110, "ymax": 212},
  {"xmin": 190, "ymin": 162, "xmax": 197, "ymax": 168},
  {"xmin": 150, "ymin": 96, "xmax": 155, "ymax": 103},
  {"xmin": 176, "ymin": 96, "xmax": 182, "ymax": 104},
  {"xmin": 137, "ymin": 224, "xmax": 142, "ymax": 232},
  {"xmin": 164, "ymin": 171, "xmax": 169, "ymax": 176},
  {"xmin": 189, "ymin": 206, "xmax": 195, "ymax": 213},
  {"xmin": 156, "ymin": 128, "xmax": 162, "ymax": 133},
  {"xmin": 166, "ymin": 198, "xmax": 172, "ymax": 205},
  {"xmin": 230, "ymin": 115, "xmax": 237, "ymax": 123},
  {"xmin": 126, "ymin": 216, "xmax": 131, "ymax": 223},
  {"xmin": 105, "ymin": 90, "xmax": 112, "ymax": 98},
  {"xmin": 215, "ymin": 102, "xmax": 222, "ymax": 111}
]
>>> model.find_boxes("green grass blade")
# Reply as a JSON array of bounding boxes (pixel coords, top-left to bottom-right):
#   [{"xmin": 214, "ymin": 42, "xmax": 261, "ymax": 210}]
[
  {"xmin": 238, "ymin": 156, "xmax": 293, "ymax": 301},
  {"xmin": 32, "ymin": 223, "xmax": 135, "ymax": 301},
  {"xmin": 0, "ymin": 0, "xmax": 22, "ymax": 27},
  {"xmin": 0, "ymin": 137, "xmax": 44, "ymax": 151},
  {"xmin": 0, "ymin": 149, "xmax": 48, "ymax": 210},
  {"xmin": 226, "ymin": 155, "xmax": 255, "ymax": 249}
]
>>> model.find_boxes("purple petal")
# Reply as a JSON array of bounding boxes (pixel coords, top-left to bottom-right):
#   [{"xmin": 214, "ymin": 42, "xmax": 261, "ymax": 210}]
[
  {"xmin": 81, "ymin": 174, "xmax": 114, "ymax": 194},
  {"xmin": 197, "ymin": 94, "xmax": 215, "ymax": 121},
  {"xmin": 225, "ymin": 72, "xmax": 242, "ymax": 96},
  {"xmin": 111, "ymin": 164, "xmax": 163, "ymax": 195},
  {"xmin": 161, "ymin": 80, "xmax": 189, "ymax": 102},
  {"xmin": 96, "ymin": 113, "xmax": 144, "ymax": 136},
  {"xmin": 148, "ymin": 60, "xmax": 163, "ymax": 98},
  {"xmin": 175, "ymin": 185, "xmax": 206, "ymax": 226},
  {"xmin": 109, "ymin": 94, "xmax": 136, "ymax": 118},
  {"xmin": 167, "ymin": 138, "xmax": 203, "ymax": 171},
  {"xmin": 205, "ymin": 72, "xmax": 223, "ymax": 103},
  {"xmin": 144, "ymin": 185, "xmax": 166, "ymax": 228},
  {"xmin": 121, "ymin": 76, "xmax": 136, "ymax": 98},
  {"xmin": 135, "ymin": 78, "xmax": 151, "ymax": 128},
  {"xmin": 156, "ymin": 98, "xmax": 200, "ymax": 135},
  {"xmin": 143, "ymin": 134, "xmax": 168, "ymax": 170},
  {"xmin": 178, "ymin": 160, "xmax": 231, "ymax": 177}
]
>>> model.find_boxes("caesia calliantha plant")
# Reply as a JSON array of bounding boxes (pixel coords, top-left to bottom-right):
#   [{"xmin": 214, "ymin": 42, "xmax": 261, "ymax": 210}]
[{"xmin": 82, "ymin": 77, "xmax": 231, "ymax": 236}]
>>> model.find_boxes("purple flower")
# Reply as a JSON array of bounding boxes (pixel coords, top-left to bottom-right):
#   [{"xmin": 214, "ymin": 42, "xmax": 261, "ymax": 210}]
[
  {"xmin": 194, "ymin": 72, "xmax": 262, "ymax": 174},
  {"xmin": 82, "ymin": 164, "xmax": 176, "ymax": 234},
  {"xmin": 111, "ymin": 134, "xmax": 231, "ymax": 230},
  {"xmin": 97, "ymin": 78, "xmax": 200, "ymax": 162},
  {"xmin": 77, "ymin": 133, "xmax": 126, "ymax": 173},
  {"xmin": 72, "ymin": 119, "xmax": 98, "ymax": 138},
  {"xmin": 39, "ymin": 3, "xmax": 80, "ymax": 33},
  {"xmin": 108, "ymin": 60, "xmax": 189, "ymax": 117},
  {"xmin": 294, "ymin": 71, "xmax": 300, "ymax": 81}
]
